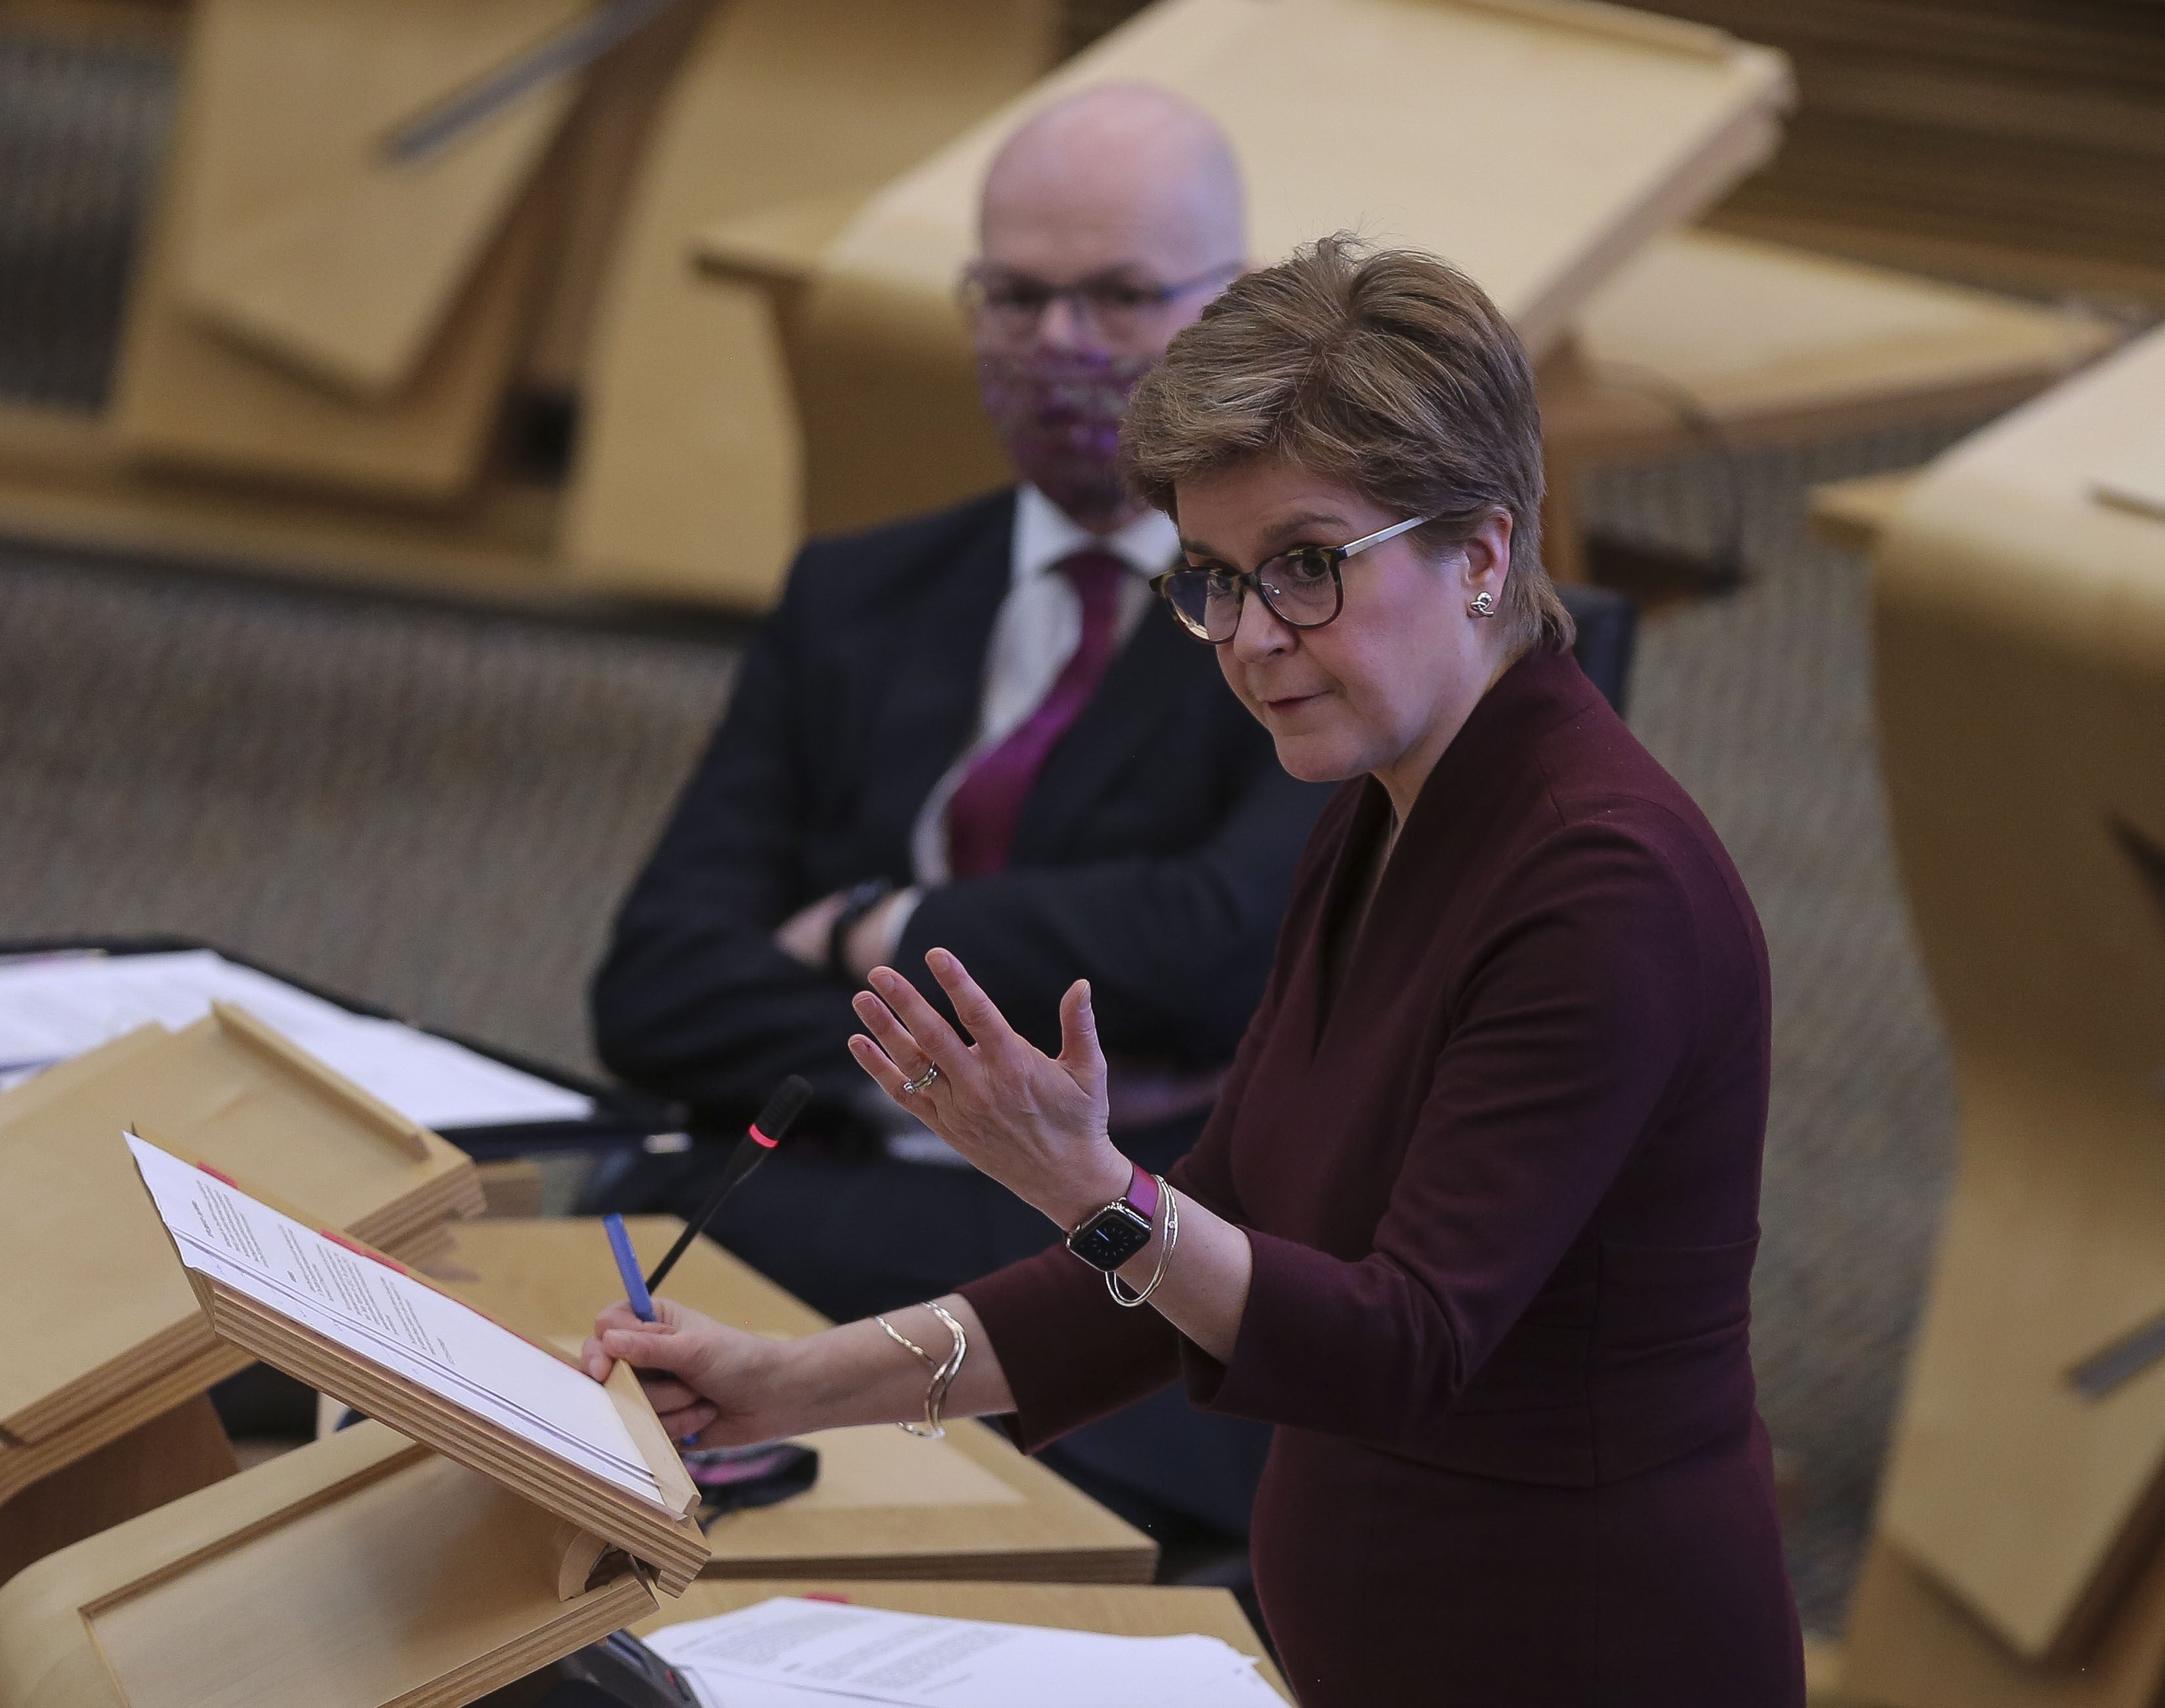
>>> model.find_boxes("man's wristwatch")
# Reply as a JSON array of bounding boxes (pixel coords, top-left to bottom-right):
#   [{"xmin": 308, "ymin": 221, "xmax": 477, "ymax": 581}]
[
  {"xmin": 1064, "ymin": 1163, "xmax": 1161, "ymax": 1272},
  {"xmin": 825, "ymin": 877, "xmax": 896, "ymax": 979}
]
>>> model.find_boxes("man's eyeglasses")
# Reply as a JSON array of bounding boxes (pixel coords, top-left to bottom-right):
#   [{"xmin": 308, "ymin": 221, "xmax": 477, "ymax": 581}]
[
  {"xmin": 959, "ymin": 261, "xmax": 1242, "ymax": 344},
  {"xmin": 1151, "ymin": 515, "xmax": 1434, "ymax": 644}
]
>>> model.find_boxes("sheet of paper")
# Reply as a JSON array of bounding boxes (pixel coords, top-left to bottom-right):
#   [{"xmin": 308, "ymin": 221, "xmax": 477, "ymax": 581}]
[
  {"xmin": 127, "ymin": 1132, "xmax": 663, "ymax": 1505},
  {"xmin": 645, "ymin": 1597, "xmax": 1271, "ymax": 1708},
  {"xmin": 0, "ymin": 949, "xmax": 592, "ymax": 1128}
]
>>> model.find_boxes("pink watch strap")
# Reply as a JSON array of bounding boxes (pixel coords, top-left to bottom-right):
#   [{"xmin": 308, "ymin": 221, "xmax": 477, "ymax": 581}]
[{"xmin": 1123, "ymin": 1162, "xmax": 1160, "ymax": 1221}]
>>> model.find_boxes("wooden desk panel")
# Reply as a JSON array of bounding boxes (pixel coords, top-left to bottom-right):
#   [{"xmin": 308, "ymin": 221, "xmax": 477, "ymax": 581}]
[{"xmin": 436, "ymin": 1218, "xmax": 1157, "ymax": 1585}]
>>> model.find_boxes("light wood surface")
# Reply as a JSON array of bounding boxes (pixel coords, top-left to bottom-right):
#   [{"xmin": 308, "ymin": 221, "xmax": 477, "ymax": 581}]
[
  {"xmin": 557, "ymin": 0, "xmax": 1061, "ymax": 605},
  {"xmin": 0, "ymin": 1013, "xmax": 478, "ymax": 1456},
  {"xmin": 0, "ymin": 1011, "xmax": 480, "ymax": 1547},
  {"xmin": 474, "ymin": 1159, "xmax": 548, "ymax": 1219},
  {"xmin": 0, "ymin": 1423, "xmax": 655, "ymax": 1708},
  {"xmin": 1859, "ymin": 325, "xmax": 2165, "ymax": 1665},
  {"xmin": 110, "ymin": 0, "xmax": 560, "ymax": 501},
  {"xmin": 1842, "ymin": 1536, "xmax": 2165, "ymax": 1708},
  {"xmin": 436, "ymin": 1218, "xmax": 1158, "ymax": 1583},
  {"xmin": 1809, "ymin": 471, "xmax": 1922, "ymax": 556},
  {"xmin": 0, "ymin": 1397, "xmax": 234, "ymax": 1591},
  {"xmin": 173, "ymin": 0, "xmax": 586, "ymax": 402},
  {"xmin": 0, "ymin": 404, "xmax": 579, "ymax": 609},
  {"xmin": 637, "ymin": 1577, "xmax": 1290, "ymax": 1702},
  {"xmin": 516, "ymin": 0, "xmax": 713, "ymax": 395},
  {"xmin": 1552, "ymin": 229, "xmax": 2118, "ymax": 463},
  {"xmin": 786, "ymin": 0, "xmax": 1788, "ymax": 538}
]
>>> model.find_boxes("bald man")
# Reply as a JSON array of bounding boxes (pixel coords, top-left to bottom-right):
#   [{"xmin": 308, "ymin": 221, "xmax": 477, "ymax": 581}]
[{"xmin": 588, "ymin": 86, "xmax": 1327, "ymax": 1540}]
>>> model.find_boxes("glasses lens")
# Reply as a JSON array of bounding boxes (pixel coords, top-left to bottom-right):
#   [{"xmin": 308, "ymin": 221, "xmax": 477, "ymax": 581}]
[
  {"xmin": 1159, "ymin": 570, "xmax": 1229, "ymax": 641},
  {"xmin": 968, "ymin": 273, "xmax": 1050, "ymax": 340},
  {"xmin": 1077, "ymin": 281, "xmax": 1166, "ymax": 343},
  {"xmin": 1258, "ymin": 549, "xmax": 1340, "ymax": 626}
]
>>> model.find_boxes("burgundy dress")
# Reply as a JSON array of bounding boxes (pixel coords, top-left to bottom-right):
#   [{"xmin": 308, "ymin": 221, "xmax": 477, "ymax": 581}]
[{"xmin": 958, "ymin": 645, "xmax": 1804, "ymax": 1705}]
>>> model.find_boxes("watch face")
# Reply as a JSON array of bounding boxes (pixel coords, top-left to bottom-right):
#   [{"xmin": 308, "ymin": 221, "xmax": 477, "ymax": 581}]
[{"xmin": 1067, "ymin": 1203, "xmax": 1154, "ymax": 1272}]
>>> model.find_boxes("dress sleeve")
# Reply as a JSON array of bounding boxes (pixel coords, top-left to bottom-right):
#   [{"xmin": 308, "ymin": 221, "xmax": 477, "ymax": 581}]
[{"xmin": 1182, "ymin": 818, "xmax": 1712, "ymax": 1451}]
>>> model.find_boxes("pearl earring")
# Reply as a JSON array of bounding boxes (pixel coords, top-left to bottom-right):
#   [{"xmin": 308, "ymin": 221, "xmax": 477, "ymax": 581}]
[{"xmin": 1468, "ymin": 591, "xmax": 1497, "ymax": 619}]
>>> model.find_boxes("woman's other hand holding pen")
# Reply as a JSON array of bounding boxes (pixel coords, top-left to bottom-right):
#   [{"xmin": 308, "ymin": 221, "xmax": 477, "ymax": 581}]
[{"xmin": 583, "ymin": 1293, "xmax": 1017, "ymax": 1449}]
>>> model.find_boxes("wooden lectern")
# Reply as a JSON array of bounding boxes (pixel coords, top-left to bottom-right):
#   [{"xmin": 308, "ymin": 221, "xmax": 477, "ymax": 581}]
[
  {"xmin": 1813, "ymin": 325, "xmax": 2165, "ymax": 1707},
  {"xmin": 0, "ymin": 1140, "xmax": 711, "ymax": 1708},
  {"xmin": 0, "ymin": 1422, "xmax": 667, "ymax": 1708},
  {"xmin": 0, "ymin": 1005, "xmax": 482, "ymax": 1585}
]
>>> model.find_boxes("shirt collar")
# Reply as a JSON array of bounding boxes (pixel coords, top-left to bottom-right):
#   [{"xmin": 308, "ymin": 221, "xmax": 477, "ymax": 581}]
[{"xmin": 1012, "ymin": 484, "xmax": 1181, "ymax": 585}]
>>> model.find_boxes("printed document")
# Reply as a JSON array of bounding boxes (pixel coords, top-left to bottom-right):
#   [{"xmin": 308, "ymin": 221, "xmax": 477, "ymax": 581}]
[
  {"xmin": 0, "ymin": 949, "xmax": 592, "ymax": 1128},
  {"xmin": 127, "ymin": 1133, "xmax": 661, "ymax": 1505},
  {"xmin": 644, "ymin": 1597, "xmax": 1283, "ymax": 1708}
]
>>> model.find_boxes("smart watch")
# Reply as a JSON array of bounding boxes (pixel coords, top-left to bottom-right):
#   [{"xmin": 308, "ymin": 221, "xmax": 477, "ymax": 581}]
[
  {"xmin": 826, "ymin": 877, "xmax": 896, "ymax": 979},
  {"xmin": 1064, "ymin": 1163, "xmax": 1161, "ymax": 1272}
]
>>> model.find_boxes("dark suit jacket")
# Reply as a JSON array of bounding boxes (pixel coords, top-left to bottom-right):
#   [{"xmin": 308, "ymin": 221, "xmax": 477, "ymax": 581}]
[
  {"xmin": 960, "ymin": 645, "xmax": 1796, "ymax": 1703},
  {"xmin": 592, "ymin": 488, "xmax": 1334, "ymax": 1131}
]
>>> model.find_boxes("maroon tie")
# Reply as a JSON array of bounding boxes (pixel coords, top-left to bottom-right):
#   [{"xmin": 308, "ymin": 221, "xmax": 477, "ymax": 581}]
[{"xmin": 946, "ymin": 549, "xmax": 1127, "ymax": 879}]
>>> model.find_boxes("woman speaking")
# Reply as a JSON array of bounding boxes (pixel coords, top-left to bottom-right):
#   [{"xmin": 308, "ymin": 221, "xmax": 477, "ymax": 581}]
[{"xmin": 587, "ymin": 237, "xmax": 1804, "ymax": 1705}]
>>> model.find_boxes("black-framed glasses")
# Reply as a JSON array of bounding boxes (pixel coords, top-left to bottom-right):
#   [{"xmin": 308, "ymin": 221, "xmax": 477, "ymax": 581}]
[
  {"xmin": 1150, "ymin": 515, "xmax": 1433, "ymax": 644},
  {"xmin": 958, "ymin": 260, "xmax": 1242, "ymax": 344}
]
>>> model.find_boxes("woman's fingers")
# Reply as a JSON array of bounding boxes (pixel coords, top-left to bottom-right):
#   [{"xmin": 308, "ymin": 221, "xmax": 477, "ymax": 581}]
[
  {"xmin": 863, "ymin": 967, "xmax": 978, "ymax": 1079},
  {"xmin": 600, "ymin": 1322, "xmax": 699, "ymax": 1378},
  {"xmin": 926, "ymin": 949, "xmax": 1027, "ymax": 1061},
  {"xmin": 1056, "ymin": 978, "xmax": 1107, "ymax": 1085},
  {"xmin": 848, "ymin": 1030, "xmax": 915, "ymax": 1103},
  {"xmin": 850, "ymin": 986, "xmax": 936, "ymax": 1077},
  {"xmin": 635, "ymin": 1374, "xmax": 703, "ymax": 1413},
  {"xmin": 659, "ymin": 1401, "xmax": 717, "ymax": 1445}
]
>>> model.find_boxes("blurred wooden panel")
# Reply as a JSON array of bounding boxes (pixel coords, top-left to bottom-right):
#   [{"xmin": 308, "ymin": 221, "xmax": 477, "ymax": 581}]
[
  {"xmin": 1842, "ymin": 1537, "xmax": 2165, "ymax": 1708},
  {"xmin": 176, "ymin": 0, "xmax": 586, "ymax": 401},
  {"xmin": 519, "ymin": 0, "xmax": 714, "ymax": 394},
  {"xmin": 1866, "ymin": 326, "xmax": 2165, "ymax": 1661},
  {"xmin": 1627, "ymin": 1, "xmax": 2165, "ymax": 306},
  {"xmin": 791, "ymin": 0, "xmax": 1790, "ymax": 538},
  {"xmin": 0, "ymin": 1397, "xmax": 234, "ymax": 1591},
  {"xmin": 558, "ymin": 0, "xmax": 1062, "ymax": 607},
  {"xmin": 1561, "ymin": 228, "xmax": 2116, "ymax": 457},
  {"xmin": 110, "ymin": 0, "xmax": 564, "ymax": 501}
]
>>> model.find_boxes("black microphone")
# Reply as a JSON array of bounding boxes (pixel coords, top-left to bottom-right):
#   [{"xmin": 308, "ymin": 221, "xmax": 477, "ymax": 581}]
[{"xmin": 642, "ymin": 1075, "xmax": 813, "ymax": 1296}]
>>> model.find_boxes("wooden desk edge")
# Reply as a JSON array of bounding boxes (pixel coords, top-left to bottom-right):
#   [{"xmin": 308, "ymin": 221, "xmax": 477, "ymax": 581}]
[{"xmin": 1809, "ymin": 470, "xmax": 1925, "ymax": 556}]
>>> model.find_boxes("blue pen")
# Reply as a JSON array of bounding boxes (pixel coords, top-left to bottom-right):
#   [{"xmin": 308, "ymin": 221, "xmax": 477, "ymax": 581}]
[{"xmin": 604, "ymin": 1213, "xmax": 657, "ymax": 1322}]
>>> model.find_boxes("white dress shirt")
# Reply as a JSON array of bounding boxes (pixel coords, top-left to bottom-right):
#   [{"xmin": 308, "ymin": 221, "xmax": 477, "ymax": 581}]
[
  {"xmin": 906, "ymin": 485, "xmax": 1181, "ymax": 886},
  {"xmin": 876, "ymin": 486, "xmax": 1178, "ymax": 1165}
]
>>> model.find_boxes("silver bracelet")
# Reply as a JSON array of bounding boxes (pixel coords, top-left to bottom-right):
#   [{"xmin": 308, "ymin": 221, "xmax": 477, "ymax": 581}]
[
  {"xmin": 874, "ymin": 1301, "xmax": 967, "ymax": 1438},
  {"xmin": 1107, "ymin": 1178, "xmax": 1178, "ymax": 1308}
]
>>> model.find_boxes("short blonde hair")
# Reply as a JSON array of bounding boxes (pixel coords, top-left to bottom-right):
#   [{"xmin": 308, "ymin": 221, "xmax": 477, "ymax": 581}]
[{"xmin": 1121, "ymin": 234, "xmax": 1571, "ymax": 654}]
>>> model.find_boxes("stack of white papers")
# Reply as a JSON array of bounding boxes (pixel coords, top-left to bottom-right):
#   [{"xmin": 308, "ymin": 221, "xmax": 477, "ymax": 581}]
[
  {"xmin": 645, "ymin": 1598, "xmax": 1285, "ymax": 1707},
  {"xmin": 0, "ymin": 949, "xmax": 592, "ymax": 1129}
]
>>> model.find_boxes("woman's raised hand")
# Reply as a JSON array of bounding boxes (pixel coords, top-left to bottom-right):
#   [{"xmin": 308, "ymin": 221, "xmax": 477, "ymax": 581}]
[
  {"xmin": 849, "ymin": 949, "xmax": 1130, "ymax": 1229},
  {"xmin": 583, "ymin": 1297, "xmax": 793, "ymax": 1449}
]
